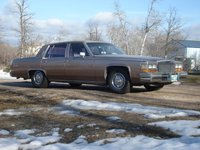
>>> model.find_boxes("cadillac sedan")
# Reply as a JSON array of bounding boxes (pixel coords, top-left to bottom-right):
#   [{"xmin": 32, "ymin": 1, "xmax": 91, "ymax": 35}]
[{"xmin": 10, "ymin": 41, "xmax": 187, "ymax": 94}]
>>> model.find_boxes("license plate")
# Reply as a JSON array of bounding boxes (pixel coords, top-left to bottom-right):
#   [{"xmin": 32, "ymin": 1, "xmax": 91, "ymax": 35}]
[{"xmin": 170, "ymin": 75, "xmax": 178, "ymax": 82}]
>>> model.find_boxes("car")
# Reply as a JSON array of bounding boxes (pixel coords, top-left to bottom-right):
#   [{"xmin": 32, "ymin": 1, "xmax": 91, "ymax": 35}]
[{"xmin": 10, "ymin": 41, "xmax": 187, "ymax": 94}]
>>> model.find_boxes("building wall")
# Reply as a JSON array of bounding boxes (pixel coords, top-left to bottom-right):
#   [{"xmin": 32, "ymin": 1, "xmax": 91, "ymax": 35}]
[
  {"xmin": 186, "ymin": 48, "xmax": 200, "ymax": 70},
  {"xmin": 186, "ymin": 48, "xmax": 200, "ymax": 58}
]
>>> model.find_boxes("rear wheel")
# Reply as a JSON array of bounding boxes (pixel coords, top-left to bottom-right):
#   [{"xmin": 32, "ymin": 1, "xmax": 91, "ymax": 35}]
[
  {"xmin": 108, "ymin": 69, "xmax": 130, "ymax": 94},
  {"xmin": 144, "ymin": 84, "xmax": 164, "ymax": 91},
  {"xmin": 31, "ymin": 71, "xmax": 49, "ymax": 88}
]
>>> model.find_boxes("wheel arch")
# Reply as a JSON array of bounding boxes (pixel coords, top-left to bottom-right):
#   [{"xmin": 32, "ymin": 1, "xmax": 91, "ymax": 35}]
[
  {"xmin": 28, "ymin": 69, "xmax": 47, "ymax": 79},
  {"xmin": 105, "ymin": 66, "xmax": 131, "ymax": 84}
]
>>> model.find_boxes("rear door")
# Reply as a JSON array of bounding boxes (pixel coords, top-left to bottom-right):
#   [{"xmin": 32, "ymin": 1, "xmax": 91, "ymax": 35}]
[{"xmin": 41, "ymin": 43, "xmax": 67, "ymax": 80}]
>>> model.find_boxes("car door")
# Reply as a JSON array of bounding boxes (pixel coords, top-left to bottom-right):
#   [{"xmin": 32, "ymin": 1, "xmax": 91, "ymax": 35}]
[
  {"xmin": 41, "ymin": 43, "xmax": 67, "ymax": 81},
  {"xmin": 65, "ymin": 42, "xmax": 95, "ymax": 81}
]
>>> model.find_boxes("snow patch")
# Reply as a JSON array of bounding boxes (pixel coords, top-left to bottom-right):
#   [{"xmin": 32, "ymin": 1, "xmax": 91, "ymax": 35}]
[
  {"xmin": 0, "ymin": 109, "xmax": 24, "ymax": 116},
  {"xmin": 39, "ymin": 135, "xmax": 200, "ymax": 150},
  {"xmin": 0, "ymin": 128, "xmax": 61, "ymax": 150},
  {"xmin": 0, "ymin": 70, "xmax": 15, "ymax": 80},
  {"xmin": 1, "ymin": 125, "xmax": 200, "ymax": 150},
  {"xmin": 149, "ymin": 120, "xmax": 200, "ymax": 136},
  {"xmin": 106, "ymin": 129, "xmax": 126, "ymax": 134},
  {"xmin": 77, "ymin": 125, "xmax": 85, "ymax": 129},
  {"xmin": 106, "ymin": 116, "xmax": 121, "ymax": 121},
  {"xmin": 64, "ymin": 128, "xmax": 72, "ymax": 133},
  {"xmin": 61, "ymin": 99, "xmax": 200, "ymax": 119},
  {"xmin": 87, "ymin": 123, "xmax": 97, "ymax": 127},
  {"xmin": 0, "ymin": 130, "xmax": 10, "ymax": 135},
  {"xmin": 51, "ymin": 106, "xmax": 80, "ymax": 116}
]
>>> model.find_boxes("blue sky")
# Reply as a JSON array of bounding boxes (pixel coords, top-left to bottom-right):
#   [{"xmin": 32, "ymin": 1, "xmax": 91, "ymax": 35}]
[
  {"xmin": 0, "ymin": 0, "xmax": 200, "ymax": 42},
  {"xmin": 25, "ymin": 0, "xmax": 200, "ymax": 24},
  {"xmin": 1, "ymin": 0, "xmax": 199, "ymax": 23}
]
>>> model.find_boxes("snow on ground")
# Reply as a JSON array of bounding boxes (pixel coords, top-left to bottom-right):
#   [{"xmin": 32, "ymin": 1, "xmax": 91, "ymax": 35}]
[
  {"xmin": 64, "ymin": 128, "xmax": 73, "ymax": 133},
  {"xmin": 0, "ymin": 128, "xmax": 61, "ymax": 150},
  {"xmin": 1, "ymin": 99, "xmax": 200, "ymax": 149},
  {"xmin": 1, "ymin": 132, "xmax": 200, "ymax": 150},
  {"xmin": 0, "ymin": 70, "xmax": 15, "ymax": 80},
  {"xmin": 106, "ymin": 116, "xmax": 121, "ymax": 121},
  {"xmin": 0, "ymin": 109, "xmax": 24, "ymax": 116},
  {"xmin": 0, "ymin": 130, "xmax": 10, "ymax": 136},
  {"xmin": 149, "ymin": 120, "xmax": 200, "ymax": 136},
  {"xmin": 60, "ymin": 99, "xmax": 200, "ymax": 119},
  {"xmin": 51, "ymin": 106, "xmax": 80, "ymax": 116},
  {"xmin": 106, "ymin": 129, "xmax": 126, "ymax": 134},
  {"xmin": 0, "ymin": 107, "xmax": 43, "ymax": 116}
]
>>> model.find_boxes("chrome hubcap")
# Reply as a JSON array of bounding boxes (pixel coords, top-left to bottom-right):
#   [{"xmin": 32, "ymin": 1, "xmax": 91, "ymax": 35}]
[
  {"xmin": 112, "ymin": 73, "xmax": 125, "ymax": 89},
  {"xmin": 34, "ymin": 72, "xmax": 43, "ymax": 85}
]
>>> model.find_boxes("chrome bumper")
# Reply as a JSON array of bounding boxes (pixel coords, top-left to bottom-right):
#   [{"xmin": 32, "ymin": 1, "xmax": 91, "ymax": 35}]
[{"xmin": 140, "ymin": 72, "xmax": 188, "ymax": 83}]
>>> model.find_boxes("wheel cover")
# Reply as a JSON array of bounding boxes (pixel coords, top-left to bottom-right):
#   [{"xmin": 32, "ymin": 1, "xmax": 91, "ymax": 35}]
[
  {"xmin": 34, "ymin": 72, "xmax": 43, "ymax": 85},
  {"xmin": 112, "ymin": 73, "xmax": 126, "ymax": 89}
]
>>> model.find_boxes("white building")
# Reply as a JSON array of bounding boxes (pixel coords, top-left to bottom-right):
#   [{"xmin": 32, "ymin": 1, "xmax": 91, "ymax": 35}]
[{"xmin": 167, "ymin": 40, "xmax": 200, "ymax": 71}]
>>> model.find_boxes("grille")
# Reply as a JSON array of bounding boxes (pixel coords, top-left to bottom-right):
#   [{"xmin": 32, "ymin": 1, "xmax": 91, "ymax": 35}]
[{"xmin": 158, "ymin": 61, "xmax": 175, "ymax": 74}]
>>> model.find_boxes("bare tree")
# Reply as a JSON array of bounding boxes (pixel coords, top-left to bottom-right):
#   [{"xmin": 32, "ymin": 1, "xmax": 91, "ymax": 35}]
[
  {"xmin": 107, "ymin": 2, "xmax": 130, "ymax": 54},
  {"xmin": 164, "ymin": 7, "xmax": 183, "ymax": 56},
  {"xmin": 86, "ymin": 21, "xmax": 102, "ymax": 41},
  {"xmin": 140, "ymin": 0, "xmax": 161, "ymax": 55},
  {"xmin": 0, "ymin": 43, "xmax": 17, "ymax": 66},
  {"xmin": 55, "ymin": 27, "xmax": 69, "ymax": 42},
  {"xmin": 12, "ymin": 0, "xmax": 33, "ymax": 57}
]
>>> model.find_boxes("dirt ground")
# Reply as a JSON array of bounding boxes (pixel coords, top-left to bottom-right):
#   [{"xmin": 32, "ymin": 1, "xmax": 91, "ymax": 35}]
[{"xmin": 0, "ymin": 79, "xmax": 200, "ymax": 142}]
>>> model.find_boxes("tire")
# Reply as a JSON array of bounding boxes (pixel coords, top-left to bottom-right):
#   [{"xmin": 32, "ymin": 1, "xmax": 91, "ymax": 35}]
[
  {"xmin": 108, "ymin": 69, "xmax": 130, "ymax": 94},
  {"xmin": 144, "ymin": 84, "xmax": 164, "ymax": 91},
  {"xmin": 69, "ymin": 83, "xmax": 82, "ymax": 88},
  {"xmin": 31, "ymin": 71, "xmax": 49, "ymax": 88}
]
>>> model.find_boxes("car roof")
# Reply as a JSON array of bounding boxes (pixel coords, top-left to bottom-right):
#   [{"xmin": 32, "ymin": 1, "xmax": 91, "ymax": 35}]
[{"xmin": 44, "ymin": 41, "xmax": 111, "ymax": 46}]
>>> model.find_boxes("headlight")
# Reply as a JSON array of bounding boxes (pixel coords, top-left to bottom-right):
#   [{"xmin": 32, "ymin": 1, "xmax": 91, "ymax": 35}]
[
  {"xmin": 148, "ymin": 64, "xmax": 157, "ymax": 69},
  {"xmin": 175, "ymin": 63, "xmax": 183, "ymax": 72},
  {"xmin": 175, "ymin": 64, "xmax": 182, "ymax": 69},
  {"xmin": 141, "ymin": 63, "xmax": 157, "ymax": 73}
]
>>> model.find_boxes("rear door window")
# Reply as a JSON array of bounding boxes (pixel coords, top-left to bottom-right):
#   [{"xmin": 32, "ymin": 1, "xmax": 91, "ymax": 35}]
[{"xmin": 45, "ymin": 44, "xmax": 67, "ymax": 58}]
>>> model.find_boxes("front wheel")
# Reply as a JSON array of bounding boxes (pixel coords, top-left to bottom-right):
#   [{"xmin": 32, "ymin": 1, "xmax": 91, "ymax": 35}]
[
  {"xmin": 108, "ymin": 69, "xmax": 130, "ymax": 94},
  {"xmin": 31, "ymin": 71, "xmax": 49, "ymax": 88},
  {"xmin": 144, "ymin": 84, "xmax": 164, "ymax": 91}
]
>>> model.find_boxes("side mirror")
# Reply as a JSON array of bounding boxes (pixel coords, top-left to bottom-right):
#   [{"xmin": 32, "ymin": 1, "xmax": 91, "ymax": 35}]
[{"xmin": 80, "ymin": 52, "xmax": 86, "ymax": 58}]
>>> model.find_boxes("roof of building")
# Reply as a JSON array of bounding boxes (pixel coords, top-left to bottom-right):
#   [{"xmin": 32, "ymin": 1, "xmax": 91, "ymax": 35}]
[{"xmin": 173, "ymin": 40, "xmax": 200, "ymax": 48}]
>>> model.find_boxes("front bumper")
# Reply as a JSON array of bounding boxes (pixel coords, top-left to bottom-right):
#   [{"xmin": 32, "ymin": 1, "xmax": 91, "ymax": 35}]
[{"xmin": 140, "ymin": 72, "xmax": 188, "ymax": 83}]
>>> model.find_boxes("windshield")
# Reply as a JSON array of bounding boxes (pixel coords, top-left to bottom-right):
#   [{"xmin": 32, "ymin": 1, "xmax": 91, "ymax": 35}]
[{"xmin": 86, "ymin": 42, "xmax": 125, "ymax": 55}]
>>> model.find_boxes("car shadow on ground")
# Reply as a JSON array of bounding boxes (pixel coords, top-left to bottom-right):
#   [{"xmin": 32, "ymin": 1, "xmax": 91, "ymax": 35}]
[{"xmin": 0, "ymin": 80, "xmax": 148, "ymax": 93}]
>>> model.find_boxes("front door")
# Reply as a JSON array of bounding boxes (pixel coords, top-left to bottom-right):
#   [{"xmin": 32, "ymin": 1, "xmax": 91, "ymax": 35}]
[{"xmin": 65, "ymin": 42, "xmax": 95, "ymax": 82}]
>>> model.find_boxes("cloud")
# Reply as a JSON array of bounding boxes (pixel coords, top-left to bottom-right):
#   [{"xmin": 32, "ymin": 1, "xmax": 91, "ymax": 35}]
[
  {"xmin": 185, "ymin": 24, "xmax": 200, "ymax": 40},
  {"xmin": 33, "ymin": 18, "xmax": 65, "ymax": 29},
  {"xmin": 89, "ymin": 12, "xmax": 115, "ymax": 24}
]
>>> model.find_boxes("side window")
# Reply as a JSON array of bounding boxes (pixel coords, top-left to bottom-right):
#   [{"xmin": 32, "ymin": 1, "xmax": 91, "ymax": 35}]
[
  {"xmin": 69, "ymin": 43, "xmax": 89, "ymax": 58},
  {"xmin": 45, "ymin": 44, "xmax": 67, "ymax": 58}
]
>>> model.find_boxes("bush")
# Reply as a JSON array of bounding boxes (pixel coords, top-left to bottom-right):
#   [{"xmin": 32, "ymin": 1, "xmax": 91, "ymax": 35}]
[{"xmin": 3, "ymin": 65, "xmax": 10, "ymax": 72}]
